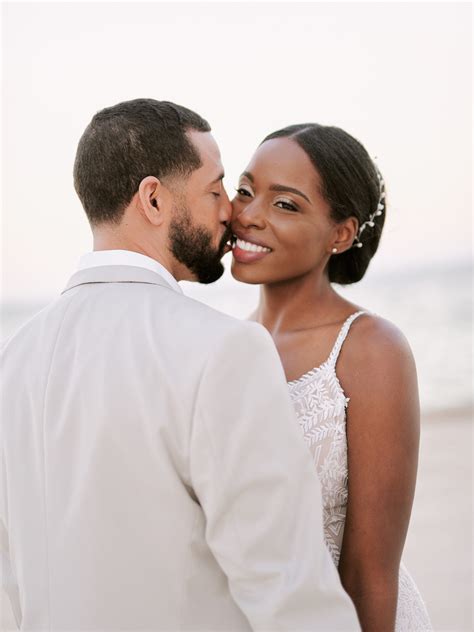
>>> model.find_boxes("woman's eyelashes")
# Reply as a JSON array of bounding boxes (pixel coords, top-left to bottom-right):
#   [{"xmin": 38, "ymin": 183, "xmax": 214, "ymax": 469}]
[
  {"xmin": 275, "ymin": 198, "xmax": 299, "ymax": 212},
  {"xmin": 235, "ymin": 185, "xmax": 253, "ymax": 198}
]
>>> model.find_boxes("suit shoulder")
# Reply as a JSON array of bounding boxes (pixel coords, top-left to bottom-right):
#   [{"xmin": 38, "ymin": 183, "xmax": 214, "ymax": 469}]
[
  {"xmin": 1, "ymin": 299, "xmax": 61, "ymax": 356},
  {"xmin": 143, "ymin": 289, "xmax": 276, "ymax": 373},
  {"xmin": 158, "ymin": 289, "xmax": 269, "ymax": 342}
]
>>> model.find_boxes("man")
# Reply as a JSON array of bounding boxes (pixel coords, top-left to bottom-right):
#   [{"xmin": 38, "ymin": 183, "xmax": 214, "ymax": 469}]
[{"xmin": 0, "ymin": 99, "xmax": 358, "ymax": 630}]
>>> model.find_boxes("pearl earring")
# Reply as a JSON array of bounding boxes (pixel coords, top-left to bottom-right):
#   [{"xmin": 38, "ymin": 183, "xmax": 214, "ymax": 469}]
[{"xmin": 332, "ymin": 248, "xmax": 338, "ymax": 254}]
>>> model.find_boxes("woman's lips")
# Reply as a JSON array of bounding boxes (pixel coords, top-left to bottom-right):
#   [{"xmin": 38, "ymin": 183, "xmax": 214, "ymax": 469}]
[{"xmin": 232, "ymin": 237, "xmax": 272, "ymax": 263}]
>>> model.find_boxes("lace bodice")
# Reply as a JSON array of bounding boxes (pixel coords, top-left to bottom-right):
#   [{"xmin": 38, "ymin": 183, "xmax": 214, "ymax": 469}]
[{"xmin": 288, "ymin": 311, "xmax": 432, "ymax": 631}]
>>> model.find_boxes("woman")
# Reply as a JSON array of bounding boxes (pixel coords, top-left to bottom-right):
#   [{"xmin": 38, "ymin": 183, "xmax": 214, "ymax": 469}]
[{"xmin": 230, "ymin": 123, "xmax": 432, "ymax": 631}]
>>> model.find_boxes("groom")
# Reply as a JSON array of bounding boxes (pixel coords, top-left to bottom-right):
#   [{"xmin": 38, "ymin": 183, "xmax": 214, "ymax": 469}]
[{"xmin": 0, "ymin": 99, "xmax": 358, "ymax": 630}]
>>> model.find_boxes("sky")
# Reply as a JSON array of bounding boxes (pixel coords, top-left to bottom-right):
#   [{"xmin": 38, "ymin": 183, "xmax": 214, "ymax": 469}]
[{"xmin": 1, "ymin": 1, "xmax": 472, "ymax": 302}]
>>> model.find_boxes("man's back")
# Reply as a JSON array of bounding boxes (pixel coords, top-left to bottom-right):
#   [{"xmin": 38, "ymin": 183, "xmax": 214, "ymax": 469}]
[{"xmin": 1, "ymin": 265, "xmax": 358, "ymax": 630}]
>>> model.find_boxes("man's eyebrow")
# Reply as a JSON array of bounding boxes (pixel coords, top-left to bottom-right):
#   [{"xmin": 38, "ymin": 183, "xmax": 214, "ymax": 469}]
[
  {"xmin": 210, "ymin": 172, "xmax": 225, "ymax": 185},
  {"xmin": 269, "ymin": 184, "xmax": 311, "ymax": 203}
]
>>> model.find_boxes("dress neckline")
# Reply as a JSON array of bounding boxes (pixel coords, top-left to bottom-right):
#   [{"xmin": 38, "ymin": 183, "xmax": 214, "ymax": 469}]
[
  {"xmin": 287, "ymin": 310, "xmax": 366, "ymax": 387},
  {"xmin": 287, "ymin": 358, "xmax": 332, "ymax": 388}
]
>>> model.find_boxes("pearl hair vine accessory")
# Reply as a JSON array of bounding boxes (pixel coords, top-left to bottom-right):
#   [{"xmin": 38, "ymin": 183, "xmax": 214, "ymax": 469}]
[{"xmin": 352, "ymin": 168, "xmax": 385, "ymax": 249}]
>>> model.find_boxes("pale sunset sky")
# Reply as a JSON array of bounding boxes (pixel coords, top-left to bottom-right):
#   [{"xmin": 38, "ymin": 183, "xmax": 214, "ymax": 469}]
[{"xmin": 2, "ymin": 1, "xmax": 472, "ymax": 302}]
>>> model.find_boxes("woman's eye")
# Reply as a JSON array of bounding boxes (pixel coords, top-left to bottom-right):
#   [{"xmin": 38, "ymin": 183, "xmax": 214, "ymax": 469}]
[
  {"xmin": 235, "ymin": 187, "xmax": 252, "ymax": 197},
  {"xmin": 211, "ymin": 192, "xmax": 221, "ymax": 198},
  {"xmin": 275, "ymin": 200, "xmax": 298, "ymax": 212}
]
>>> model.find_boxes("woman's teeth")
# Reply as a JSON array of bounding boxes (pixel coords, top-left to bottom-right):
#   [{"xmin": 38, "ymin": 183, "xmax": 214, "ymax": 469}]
[{"xmin": 234, "ymin": 238, "xmax": 271, "ymax": 253}]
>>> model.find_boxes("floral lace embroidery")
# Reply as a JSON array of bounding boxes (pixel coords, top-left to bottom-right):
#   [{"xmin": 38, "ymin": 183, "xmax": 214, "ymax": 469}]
[{"xmin": 290, "ymin": 362, "xmax": 349, "ymax": 565}]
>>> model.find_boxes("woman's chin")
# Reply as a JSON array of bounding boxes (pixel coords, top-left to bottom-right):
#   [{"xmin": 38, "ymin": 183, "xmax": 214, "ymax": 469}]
[{"xmin": 230, "ymin": 260, "xmax": 266, "ymax": 285}]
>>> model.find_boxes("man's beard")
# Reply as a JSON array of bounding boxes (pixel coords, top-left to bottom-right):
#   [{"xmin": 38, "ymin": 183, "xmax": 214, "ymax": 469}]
[{"xmin": 169, "ymin": 203, "xmax": 232, "ymax": 284}]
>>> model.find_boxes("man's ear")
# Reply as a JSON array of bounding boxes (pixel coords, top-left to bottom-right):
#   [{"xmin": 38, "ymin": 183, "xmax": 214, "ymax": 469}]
[
  {"xmin": 328, "ymin": 217, "xmax": 359, "ymax": 254},
  {"xmin": 138, "ymin": 176, "xmax": 169, "ymax": 226}
]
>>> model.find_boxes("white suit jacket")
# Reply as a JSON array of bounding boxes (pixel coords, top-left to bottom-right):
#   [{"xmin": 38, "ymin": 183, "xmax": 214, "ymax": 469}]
[{"xmin": 0, "ymin": 264, "xmax": 358, "ymax": 631}]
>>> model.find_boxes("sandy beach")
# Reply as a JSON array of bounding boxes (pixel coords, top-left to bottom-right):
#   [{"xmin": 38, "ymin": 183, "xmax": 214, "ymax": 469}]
[{"xmin": 403, "ymin": 410, "xmax": 472, "ymax": 631}]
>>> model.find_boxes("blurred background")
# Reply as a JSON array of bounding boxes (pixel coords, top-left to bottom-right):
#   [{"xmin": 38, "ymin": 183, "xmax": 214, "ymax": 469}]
[{"xmin": 2, "ymin": 1, "xmax": 472, "ymax": 630}]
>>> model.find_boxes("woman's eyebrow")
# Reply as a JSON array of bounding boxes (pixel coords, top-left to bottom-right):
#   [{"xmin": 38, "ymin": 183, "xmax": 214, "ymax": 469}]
[
  {"xmin": 240, "ymin": 172, "xmax": 311, "ymax": 203},
  {"xmin": 269, "ymin": 184, "xmax": 311, "ymax": 203},
  {"xmin": 241, "ymin": 171, "xmax": 254, "ymax": 182}
]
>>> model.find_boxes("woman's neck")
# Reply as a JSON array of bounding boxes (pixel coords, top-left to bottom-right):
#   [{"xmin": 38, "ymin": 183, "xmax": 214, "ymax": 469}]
[{"xmin": 256, "ymin": 271, "xmax": 341, "ymax": 336}]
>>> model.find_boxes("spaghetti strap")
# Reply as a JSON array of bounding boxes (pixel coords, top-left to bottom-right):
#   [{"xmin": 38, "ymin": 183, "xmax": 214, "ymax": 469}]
[{"xmin": 327, "ymin": 311, "xmax": 366, "ymax": 368}]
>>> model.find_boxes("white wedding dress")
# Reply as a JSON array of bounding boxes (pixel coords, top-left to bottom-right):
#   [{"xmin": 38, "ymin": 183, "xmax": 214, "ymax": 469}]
[{"xmin": 288, "ymin": 311, "xmax": 432, "ymax": 631}]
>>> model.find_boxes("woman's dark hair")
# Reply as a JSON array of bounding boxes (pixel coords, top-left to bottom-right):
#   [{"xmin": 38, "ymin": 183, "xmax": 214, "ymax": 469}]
[
  {"xmin": 262, "ymin": 123, "xmax": 386, "ymax": 284},
  {"xmin": 73, "ymin": 98, "xmax": 211, "ymax": 225}
]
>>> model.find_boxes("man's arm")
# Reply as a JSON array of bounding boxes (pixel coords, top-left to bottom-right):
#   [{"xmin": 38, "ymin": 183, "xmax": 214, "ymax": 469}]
[{"xmin": 190, "ymin": 322, "xmax": 359, "ymax": 631}]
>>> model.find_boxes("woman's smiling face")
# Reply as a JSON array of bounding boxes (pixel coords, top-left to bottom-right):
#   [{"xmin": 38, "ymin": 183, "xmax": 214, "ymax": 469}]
[{"xmin": 231, "ymin": 137, "xmax": 338, "ymax": 285}]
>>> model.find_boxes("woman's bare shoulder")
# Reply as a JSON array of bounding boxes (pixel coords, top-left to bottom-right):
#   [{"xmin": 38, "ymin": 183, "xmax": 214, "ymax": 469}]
[
  {"xmin": 338, "ymin": 312, "xmax": 417, "ymax": 398},
  {"xmin": 348, "ymin": 312, "xmax": 414, "ymax": 362}
]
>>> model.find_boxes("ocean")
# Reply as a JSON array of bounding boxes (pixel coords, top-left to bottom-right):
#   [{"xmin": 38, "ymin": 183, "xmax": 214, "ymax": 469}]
[{"xmin": 1, "ymin": 261, "xmax": 472, "ymax": 417}]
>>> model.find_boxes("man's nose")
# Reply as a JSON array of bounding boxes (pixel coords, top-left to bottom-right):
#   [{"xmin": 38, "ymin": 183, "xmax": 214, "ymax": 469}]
[{"xmin": 220, "ymin": 188, "xmax": 232, "ymax": 224}]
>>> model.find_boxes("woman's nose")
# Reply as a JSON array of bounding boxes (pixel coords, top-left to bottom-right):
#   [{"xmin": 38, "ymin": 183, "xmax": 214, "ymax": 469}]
[{"xmin": 232, "ymin": 200, "xmax": 266, "ymax": 229}]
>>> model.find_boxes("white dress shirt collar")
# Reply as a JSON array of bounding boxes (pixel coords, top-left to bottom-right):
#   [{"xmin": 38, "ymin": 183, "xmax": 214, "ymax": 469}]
[{"xmin": 77, "ymin": 250, "xmax": 183, "ymax": 294}]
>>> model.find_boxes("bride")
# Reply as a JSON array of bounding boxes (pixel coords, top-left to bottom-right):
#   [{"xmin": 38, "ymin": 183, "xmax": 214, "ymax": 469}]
[{"xmin": 230, "ymin": 123, "xmax": 432, "ymax": 631}]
